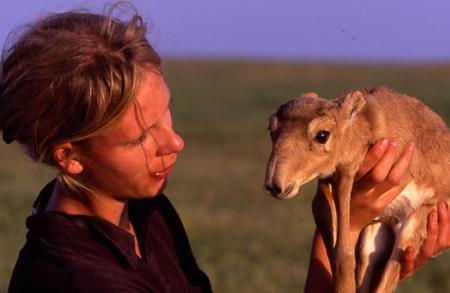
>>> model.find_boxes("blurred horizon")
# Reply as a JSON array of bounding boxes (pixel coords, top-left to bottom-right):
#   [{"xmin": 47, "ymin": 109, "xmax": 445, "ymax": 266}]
[{"xmin": 1, "ymin": 0, "xmax": 449, "ymax": 64}]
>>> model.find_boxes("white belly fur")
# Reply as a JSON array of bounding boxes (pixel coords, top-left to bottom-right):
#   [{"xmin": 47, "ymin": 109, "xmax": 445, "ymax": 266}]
[{"xmin": 377, "ymin": 181, "xmax": 435, "ymax": 229}]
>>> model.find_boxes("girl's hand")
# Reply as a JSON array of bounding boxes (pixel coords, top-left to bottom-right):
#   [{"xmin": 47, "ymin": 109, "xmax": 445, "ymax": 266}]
[
  {"xmin": 349, "ymin": 139, "xmax": 449, "ymax": 280},
  {"xmin": 399, "ymin": 202, "xmax": 450, "ymax": 281},
  {"xmin": 349, "ymin": 139, "xmax": 415, "ymax": 243}
]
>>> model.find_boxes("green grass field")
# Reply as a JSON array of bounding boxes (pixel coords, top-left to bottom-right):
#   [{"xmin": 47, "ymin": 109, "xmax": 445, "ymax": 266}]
[{"xmin": 1, "ymin": 60, "xmax": 449, "ymax": 292}]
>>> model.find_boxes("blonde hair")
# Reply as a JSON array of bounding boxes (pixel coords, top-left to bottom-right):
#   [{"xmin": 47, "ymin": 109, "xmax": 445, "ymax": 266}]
[{"xmin": 0, "ymin": 3, "xmax": 161, "ymax": 195}]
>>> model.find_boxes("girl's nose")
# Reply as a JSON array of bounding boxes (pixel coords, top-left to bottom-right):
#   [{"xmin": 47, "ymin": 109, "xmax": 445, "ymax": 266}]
[
  {"xmin": 156, "ymin": 128, "xmax": 184, "ymax": 156},
  {"xmin": 170, "ymin": 130, "xmax": 184, "ymax": 153}
]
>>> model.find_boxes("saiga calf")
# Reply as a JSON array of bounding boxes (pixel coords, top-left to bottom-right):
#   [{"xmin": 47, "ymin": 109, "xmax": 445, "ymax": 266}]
[{"xmin": 264, "ymin": 87, "xmax": 450, "ymax": 292}]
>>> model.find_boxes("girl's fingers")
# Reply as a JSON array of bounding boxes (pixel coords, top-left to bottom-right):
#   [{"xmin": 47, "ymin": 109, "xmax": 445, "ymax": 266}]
[
  {"xmin": 414, "ymin": 211, "xmax": 438, "ymax": 268},
  {"xmin": 384, "ymin": 142, "xmax": 415, "ymax": 186},
  {"xmin": 437, "ymin": 202, "xmax": 449, "ymax": 250},
  {"xmin": 375, "ymin": 142, "xmax": 415, "ymax": 202},
  {"xmin": 447, "ymin": 206, "xmax": 450, "ymax": 247},
  {"xmin": 356, "ymin": 141, "xmax": 399, "ymax": 193},
  {"xmin": 350, "ymin": 141, "xmax": 415, "ymax": 225},
  {"xmin": 355, "ymin": 141, "xmax": 414, "ymax": 200},
  {"xmin": 399, "ymin": 246, "xmax": 415, "ymax": 281},
  {"xmin": 356, "ymin": 139, "xmax": 389, "ymax": 180},
  {"xmin": 367, "ymin": 141, "xmax": 399, "ymax": 182},
  {"xmin": 401, "ymin": 203, "xmax": 450, "ymax": 283}
]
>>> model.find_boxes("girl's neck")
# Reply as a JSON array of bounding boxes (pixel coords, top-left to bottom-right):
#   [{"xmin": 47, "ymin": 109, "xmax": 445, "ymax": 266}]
[{"xmin": 45, "ymin": 180, "xmax": 130, "ymax": 230}]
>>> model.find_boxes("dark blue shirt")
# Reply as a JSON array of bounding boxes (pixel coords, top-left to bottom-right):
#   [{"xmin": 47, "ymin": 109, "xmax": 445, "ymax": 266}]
[{"xmin": 8, "ymin": 180, "xmax": 212, "ymax": 292}]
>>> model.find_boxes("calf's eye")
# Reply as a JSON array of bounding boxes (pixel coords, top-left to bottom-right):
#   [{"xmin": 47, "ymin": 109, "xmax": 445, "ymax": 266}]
[{"xmin": 314, "ymin": 130, "xmax": 330, "ymax": 144}]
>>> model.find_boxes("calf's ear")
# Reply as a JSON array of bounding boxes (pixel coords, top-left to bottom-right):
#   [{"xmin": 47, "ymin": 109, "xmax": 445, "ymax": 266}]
[
  {"xmin": 299, "ymin": 92, "xmax": 319, "ymax": 99},
  {"xmin": 340, "ymin": 91, "xmax": 366, "ymax": 120}
]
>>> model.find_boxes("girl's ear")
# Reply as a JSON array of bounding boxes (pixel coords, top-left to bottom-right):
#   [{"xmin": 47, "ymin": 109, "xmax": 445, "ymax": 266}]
[{"xmin": 53, "ymin": 143, "xmax": 83, "ymax": 174}]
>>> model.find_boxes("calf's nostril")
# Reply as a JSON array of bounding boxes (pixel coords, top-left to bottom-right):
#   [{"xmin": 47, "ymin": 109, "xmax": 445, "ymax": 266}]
[{"xmin": 265, "ymin": 183, "xmax": 283, "ymax": 195}]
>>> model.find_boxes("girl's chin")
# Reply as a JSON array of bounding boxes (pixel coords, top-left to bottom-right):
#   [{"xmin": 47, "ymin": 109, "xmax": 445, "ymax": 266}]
[
  {"xmin": 142, "ymin": 178, "xmax": 168, "ymax": 198},
  {"xmin": 157, "ymin": 178, "xmax": 168, "ymax": 193}
]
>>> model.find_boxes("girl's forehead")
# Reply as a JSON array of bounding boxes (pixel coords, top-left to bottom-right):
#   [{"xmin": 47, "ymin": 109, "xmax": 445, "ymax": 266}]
[
  {"xmin": 135, "ymin": 71, "xmax": 169, "ymax": 110},
  {"xmin": 118, "ymin": 73, "xmax": 169, "ymax": 131}
]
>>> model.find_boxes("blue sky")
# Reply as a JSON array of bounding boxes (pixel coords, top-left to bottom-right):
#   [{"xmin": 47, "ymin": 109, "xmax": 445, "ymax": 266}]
[{"xmin": 1, "ymin": 0, "xmax": 449, "ymax": 62}]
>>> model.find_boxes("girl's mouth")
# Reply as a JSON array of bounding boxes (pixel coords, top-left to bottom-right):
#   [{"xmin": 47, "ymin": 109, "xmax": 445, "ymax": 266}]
[{"xmin": 151, "ymin": 164, "xmax": 174, "ymax": 179}]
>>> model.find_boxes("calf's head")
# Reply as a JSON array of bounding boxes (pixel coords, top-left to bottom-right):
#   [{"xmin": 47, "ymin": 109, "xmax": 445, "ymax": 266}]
[{"xmin": 264, "ymin": 90, "xmax": 366, "ymax": 199}]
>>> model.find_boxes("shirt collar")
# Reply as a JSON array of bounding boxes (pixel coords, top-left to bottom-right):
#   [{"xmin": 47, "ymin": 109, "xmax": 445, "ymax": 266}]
[{"xmin": 31, "ymin": 179, "xmax": 156, "ymax": 269}]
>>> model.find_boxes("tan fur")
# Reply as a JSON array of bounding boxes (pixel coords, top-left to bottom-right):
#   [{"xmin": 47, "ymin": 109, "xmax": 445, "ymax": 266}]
[{"xmin": 264, "ymin": 86, "xmax": 450, "ymax": 293}]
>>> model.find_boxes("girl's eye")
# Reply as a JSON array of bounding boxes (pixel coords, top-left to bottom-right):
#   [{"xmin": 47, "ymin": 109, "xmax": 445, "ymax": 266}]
[
  {"xmin": 138, "ymin": 135, "xmax": 146, "ymax": 143},
  {"xmin": 132, "ymin": 133, "xmax": 146, "ymax": 145}
]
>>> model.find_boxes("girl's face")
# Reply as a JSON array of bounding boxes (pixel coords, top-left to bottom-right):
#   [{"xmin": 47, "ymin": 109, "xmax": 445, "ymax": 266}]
[{"xmin": 80, "ymin": 69, "xmax": 184, "ymax": 200}]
